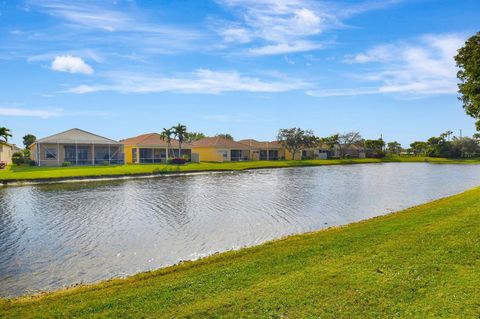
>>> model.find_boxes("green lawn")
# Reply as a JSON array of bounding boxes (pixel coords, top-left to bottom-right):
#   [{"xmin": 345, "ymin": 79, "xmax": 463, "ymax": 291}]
[
  {"xmin": 1, "ymin": 157, "xmax": 479, "ymax": 182},
  {"xmin": 1, "ymin": 187, "xmax": 479, "ymax": 318}
]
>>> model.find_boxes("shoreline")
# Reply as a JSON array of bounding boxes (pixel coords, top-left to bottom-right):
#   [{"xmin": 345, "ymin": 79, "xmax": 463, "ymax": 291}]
[
  {"xmin": 0, "ymin": 186, "xmax": 477, "ymax": 301},
  {"xmin": 0, "ymin": 187, "xmax": 480, "ymax": 317},
  {"xmin": 1, "ymin": 157, "xmax": 479, "ymax": 186}
]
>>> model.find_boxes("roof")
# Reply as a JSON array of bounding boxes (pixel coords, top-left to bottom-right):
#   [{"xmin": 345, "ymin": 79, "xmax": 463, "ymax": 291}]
[
  {"xmin": 238, "ymin": 139, "xmax": 283, "ymax": 149},
  {"xmin": 121, "ymin": 133, "xmax": 193, "ymax": 148},
  {"xmin": 191, "ymin": 137, "xmax": 251, "ymax": 149},
  {"xmin": 35, "ymin": 128, "xmax": 121, "ymax": 144}
]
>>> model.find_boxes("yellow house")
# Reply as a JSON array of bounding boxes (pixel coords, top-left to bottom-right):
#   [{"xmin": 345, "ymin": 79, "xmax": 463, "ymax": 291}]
[
  {"xmin": 0, "ymin": 141, "xmax": 13, "ymax": 165},
  {"xmin": 122, "ymin": 133, "xmax": 193, "ymax": 164},
  {"xmin": 191, "ymin": 137, "xmax": 251, "ymax": 162}
]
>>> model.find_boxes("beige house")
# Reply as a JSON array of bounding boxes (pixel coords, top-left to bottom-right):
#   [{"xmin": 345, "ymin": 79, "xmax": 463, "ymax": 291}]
[
  {"xmin": 238, "ymin": 139, "xmax": 286, "ymax": 160},
  {"xmin": 0, "ymin": 141, "xmax": 13, "ymax": 165},
  {"xmin": 30, "ymin": 128, "xmax": 124, "ymax": 166}
]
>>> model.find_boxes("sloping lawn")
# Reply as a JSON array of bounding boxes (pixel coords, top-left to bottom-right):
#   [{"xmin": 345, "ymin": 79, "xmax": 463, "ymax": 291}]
[
  {"xmin": 1, "ymin": 157, "xmax": 479, "ymax": 182},
  {"xmin": 1, "ymin": 187, "xmax": 479, "ymax": 318}
]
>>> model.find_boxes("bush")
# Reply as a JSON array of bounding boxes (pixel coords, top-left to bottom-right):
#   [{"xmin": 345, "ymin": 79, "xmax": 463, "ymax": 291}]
[
  {"xmin": 29, "ymin": 160, "xmax": 37, "ymax": 166},
  {"xmin": 11, "ymin": 152, "xmax": 24, "ymax": 166},
  {"xmin": 0, "ymin": 161, "xmax": 6, "ymax": 169},
  {"xmin": 62, "ymin": 161, "xmax": 71, "ymax": 167},
  {"xmin": 169, "ymin": 158, "xmax": 187, "ymax": 165},
  {"xmin": 102, "ymin": 161, "xmax": 110, "ymax": 166}
]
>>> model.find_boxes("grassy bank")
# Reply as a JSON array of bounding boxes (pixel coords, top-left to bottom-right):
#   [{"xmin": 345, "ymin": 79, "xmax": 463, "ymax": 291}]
[
  {"xmin": 1, "ymin": 157, "xmax": 479, "ymax": 182},
  {"xmin": 1, "ymin": 188, "xmax": 479, "ymax": 318}
]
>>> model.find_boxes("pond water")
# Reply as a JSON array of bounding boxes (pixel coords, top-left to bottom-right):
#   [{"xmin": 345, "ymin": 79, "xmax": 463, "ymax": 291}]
[{"xmin": 1, "ymin": 163, "xmax": 480, "ymax": 297}]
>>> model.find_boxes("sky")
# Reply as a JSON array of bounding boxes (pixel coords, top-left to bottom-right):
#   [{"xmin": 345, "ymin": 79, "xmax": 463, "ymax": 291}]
[{"xmin": 1, "ymin": 0, "xmax": 479, "ymax": 147}]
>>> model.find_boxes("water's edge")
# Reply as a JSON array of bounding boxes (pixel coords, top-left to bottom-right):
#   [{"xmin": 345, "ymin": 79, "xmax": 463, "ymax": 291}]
[{"xmin": 2, "ymin": 186, "xmax": 474, "ymax": 301}]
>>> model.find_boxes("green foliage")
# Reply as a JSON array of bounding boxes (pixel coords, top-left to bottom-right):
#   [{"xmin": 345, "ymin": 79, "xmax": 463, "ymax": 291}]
[
  {"xmin": 455, "ymin": 32, "xmax": 480, "ymax": 130},
  {"xmin": 0, "ymin": 127, "xmax": 12, "ymax": 142},
  {"xmin": 11, "ymin": 151, "xmax": 24, "ymax": 166},
  {"xmin": 185, "ymin": 132, "xmax": 206, "ymax": 142},
  {"xmin": 410, "ymin": 141, "xmax": 429, "ymax": 155},
  {"xmin": 2, "ymin": 188, "xmax": 480, "ymax": 318},
  {"xmin": 319, "ymin": 134, "xmax": 339, "ymax": 151},
  {"xmin": 387, "ymin": 141, "xmax": 402, "ymax": 155},
  {"xmin": 364, "ymin": 138, "xmax": 386, "ymax": 158},
  {"xmin": 277, "ymin": 128, "xmax": 318, "ymax": 159},
  {"xmin": 22, "ymin": 134, "xmax": 36, "ymax": 148},
  {"xmin": 62, "ymin": 161, "xmax": 71, "ymax": 167}
]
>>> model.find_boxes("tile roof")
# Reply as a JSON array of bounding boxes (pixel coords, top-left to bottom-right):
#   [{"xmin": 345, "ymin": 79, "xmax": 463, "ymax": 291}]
[
  {"xmin": 191, "ymin": 137, "xmax": 251, "ymax": 149},
  {"xmin": 121, "ymin": 133, "xmax": 193, "ymax": 148},
  {"xmin": 35, "ymin": 128, "xmax": 121, "ymax": 144},
  {"xmin": 238, "ymin": 139, "xmax": 284, "ymax": 149}
]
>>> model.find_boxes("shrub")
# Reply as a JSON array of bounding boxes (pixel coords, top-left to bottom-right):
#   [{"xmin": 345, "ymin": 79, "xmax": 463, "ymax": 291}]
[
  {"xmin": 0, "ymin": 161, "xmax": 6, "ymax": 169},
  {"xmin": 169, "ymin": 158, "xmax": 187, "ymax": 165},
  {"xmin": 102, "ymin": 161, "xmax": 110, "ymax": 166},
  {"xmin": 11, "ymin": 152, "xmax": 24, "ymax": 166},
  {"xmin": 29, "ymin": 160, "xmax": 37, "ymax": 166},
  {"xmin": 62, "ymin": 161, "xmax": 71, "ymax": 167}
]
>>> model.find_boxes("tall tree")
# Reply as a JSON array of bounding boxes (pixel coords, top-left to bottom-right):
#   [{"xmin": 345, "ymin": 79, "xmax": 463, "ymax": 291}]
[
  {"xmin": 387, "ymin": 141, "xmax": 402, "ymax": 155},
  {"xmin": 215, "ymin": 134, "xmax": 234, "ymax": 140},
  {"xmin": 0, "ymin": 127, "xmax": 12, "ymax": 142},
  {"xmin": 364, "ymin": 138, "xmax": 386, "ymax": 158},
  {"xmin": 277, "ymin": 128, "xmax": 317, "ymax": 160},
  {"xmin": 23, "ymin": 134, "xmax": 36, "ymax": 148},
  {"xmin": 160, "ymin": 128, "xmax": 174, "ymax": 160},
  {"xmin": 320, "ymin": 134, "xmax": 339, "ymax": 153},
  {"xmin": 410, "ymin": 141, "xmax": 428, "ymax": 156},
  {"xmin": 455, "ymin": 32, "xmax": 480, "ymax": 130},
  {"xmin": 172, "ymin": 123, "xmax": 188, "ymax": 158},
  {"xmin": 337, "ymin": 132, "xmax": 362, "ymax": 158}
]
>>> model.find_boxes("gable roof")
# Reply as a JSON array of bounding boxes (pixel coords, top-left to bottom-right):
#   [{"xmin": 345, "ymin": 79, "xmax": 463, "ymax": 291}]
[
  {"xmin": 238, "ymin": 139, "xmax": 283, "ymax": 149},
  {"xmin": 0, "ymin": 141, "xmax": 13, "ymax": 148},
  {"xmin": 121, "ymin": 133, "xmax": 193, "ymax": 148},
  {"xmin": 35, "ymin": 128, "xmax": 121, "ymax": 144},
  {"xmin": 191, "ymin": 137, "xmax": 251, "ymax": 149}
]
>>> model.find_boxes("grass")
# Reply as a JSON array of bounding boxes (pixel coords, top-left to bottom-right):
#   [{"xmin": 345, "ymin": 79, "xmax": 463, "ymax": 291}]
[
  {"xmin": 1, "ymin": 156, "xmax": 479, "ymax": 182},
  {"xmin": 1, "ymin": 187, "xmax": 479, "ymax": 318}
]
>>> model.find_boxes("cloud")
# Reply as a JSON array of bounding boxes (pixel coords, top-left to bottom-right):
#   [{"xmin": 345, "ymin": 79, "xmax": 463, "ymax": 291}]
[
  {"xmin": 64, "ymin": 69, "xmax": 308, "ymax": 94},
  {"xmin": 215, "ymin": 0, "xmax": 404, "ymax": 55},
  {"xmin": 51, "ymin": 55, "xmax": 94, "ymax": 74},
  {"xmin": 309, "ymin": 34, "xmax": 464, "ymax": 97},
  {"xmin": 0, "ymin": 107, "xmax": 62, "ymax": 118}
]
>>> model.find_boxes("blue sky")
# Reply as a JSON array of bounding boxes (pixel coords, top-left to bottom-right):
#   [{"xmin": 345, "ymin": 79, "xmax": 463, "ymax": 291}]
[{"xmin": 1, "ymin": 0, "xmax": 479, "ymax": 146}]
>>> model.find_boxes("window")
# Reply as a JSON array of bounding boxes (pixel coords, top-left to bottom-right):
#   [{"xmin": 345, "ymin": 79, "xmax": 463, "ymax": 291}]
[
  {"xmin": 132, "ymin": 148, "xmax": 137, "ymax": 163},
  {"xmin": 45, "ymin": 148, "xmax": 57, "ymax": 159},
  {"xmin": 218, "ymin": 150, "xmax": 228, "ymax": 158}
]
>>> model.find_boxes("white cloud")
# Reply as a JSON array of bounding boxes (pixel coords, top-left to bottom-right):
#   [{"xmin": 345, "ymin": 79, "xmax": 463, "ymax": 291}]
[
  {"xmin": 215, "ymin": 0, "xmax": 404, "ymax": 55},
  {"xmin": 64, "ymin": 69, "xmax": 308, "ymax": 95},
  {"xmin": 311, "ymin": 34, "xmax": 464, "ymax": 97},
  {"xmin": 51, "ymin": 55, "xmax": 94, "ymax": 74},
  {"xmin": 0, "ymin": 107, "xmax": 62, "ymax": 118}
]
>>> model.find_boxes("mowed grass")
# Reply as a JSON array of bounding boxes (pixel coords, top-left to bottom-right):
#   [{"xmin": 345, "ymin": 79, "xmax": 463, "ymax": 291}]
[
  {"xmin": 1, "ymin": 188, "xmax": 480, "ymax": 318},
  {"xmin": 1, "ymin": 157, "xmax": 479, "ymax": 182}
]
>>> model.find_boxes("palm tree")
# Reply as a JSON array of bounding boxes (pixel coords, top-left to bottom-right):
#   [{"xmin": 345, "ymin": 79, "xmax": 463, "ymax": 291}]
[
  {"xmin": 160, "ymin": 128, "xmax": 174, "ymax": 161},
  {"xmin": 0, "ymin": 127, "xmax": 12, "ymax": 142},
  {"xmin": 172, "ymin": 123, "xmax": 187, "ymax": 158}
]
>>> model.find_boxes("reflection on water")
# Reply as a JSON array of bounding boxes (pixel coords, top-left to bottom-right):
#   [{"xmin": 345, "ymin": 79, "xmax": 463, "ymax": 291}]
[{"xmin": 1, "ymin": 163, "xmax": 480, "ymax": 297}]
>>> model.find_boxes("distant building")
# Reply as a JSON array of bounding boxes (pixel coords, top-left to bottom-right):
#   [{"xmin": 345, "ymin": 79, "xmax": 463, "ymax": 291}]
[
  {"xmin": 191, "ymin": 137, "xmax": 252, "ymax": 162},
  {"xmin": 121, "ymin": 133, "xmax": 193, "ymax": 164},
  {"xmin": 0, "ymin": 141, "xmax": 13, "ymax": 165},
  {"xmin": 238, "ymin": 139, "xmax": 286, "ymax": 160},
  {"xmin": 30, "ymin": 128, "xmax": 124, "ymax": 166}
]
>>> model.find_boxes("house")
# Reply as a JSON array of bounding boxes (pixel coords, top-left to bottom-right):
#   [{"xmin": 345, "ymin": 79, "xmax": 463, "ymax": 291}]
[
  {"xmin": 238, "ymin": 139, "xmax": 286, "ymax": 160},
  {"xmin": 302, "ymin": 143, "xmax": 334, "ymax": 160},
  {"xmin": 0, "ymin": 141, "xmax": 13, "ymax": 165},
  {"xmin": 121, "ymin": 133, "xmax": 193, "ymax": 164},
  {"xmin": 191, "ymin": 137, "xmax": 251, "ymax": 162},
  {"xmin": 30, "ymin": 128, "xmax": 124, "ymax": 166},
  {"xmin": 334, "ymin": 143, "xmax": 366, "ymax": 159}
]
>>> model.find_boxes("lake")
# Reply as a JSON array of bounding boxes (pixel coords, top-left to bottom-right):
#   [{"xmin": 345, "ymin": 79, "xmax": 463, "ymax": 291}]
[{"xmin": 1, "ymin": 163, "xmax": 480, "ymax": 297}]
